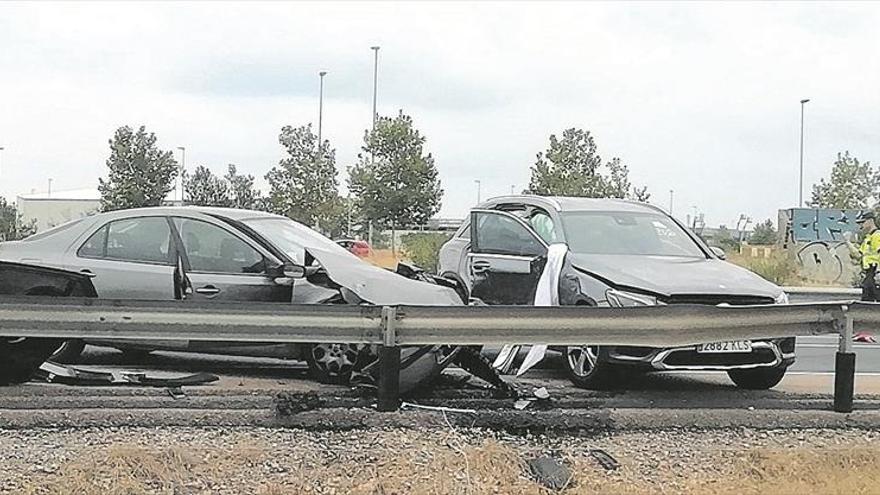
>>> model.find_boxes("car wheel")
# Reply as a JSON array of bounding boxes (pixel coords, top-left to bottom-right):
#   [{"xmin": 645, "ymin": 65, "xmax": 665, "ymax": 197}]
[
  {"xmin": 49, "ymin": 339, "xmax": 85, "ymax": 364},
  {"xmin": 727, "ymin": 366, "xmax": 787, "ymax": 390},
  {"xmin": 305, "ymin": 343, "xmax": 367, "ymax": 384},
  {"xmin": 564, "ymin": 345, "xmax": 621, "ymax": 390},
  {"xmin": 0, "ymin": 338, "xmax": 61, "ymax": 385}
]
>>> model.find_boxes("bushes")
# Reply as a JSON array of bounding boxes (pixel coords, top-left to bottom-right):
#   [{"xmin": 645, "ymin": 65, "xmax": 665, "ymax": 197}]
[
  {"xmin": 400, "ymin": 233, "xmax": 451, "ymax": 273},
  {"xmin": 732, "ymin": 251, "xmax": 800, "ymax": 285}
]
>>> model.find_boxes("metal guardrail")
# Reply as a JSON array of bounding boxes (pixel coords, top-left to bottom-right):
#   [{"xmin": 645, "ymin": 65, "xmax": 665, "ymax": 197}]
[
  {"xmin": 0, "ymin": 296, "xmax": 871, "ymax": 413},
  {"xmin": 785, "ymin": 286, "xmax": 862, "ymax": 303}
]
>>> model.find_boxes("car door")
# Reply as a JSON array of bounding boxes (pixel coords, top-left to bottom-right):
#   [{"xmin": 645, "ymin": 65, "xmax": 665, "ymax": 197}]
[
  {"xmin": 468, "ymin": 209, "xmax": 549, "ymax": 305},
  {"xmin": 171, "ymin": 216, "xmax": 291, "ymax": 303},
  {"xmin": 69, "ymin": 215, "xmax": 177, "ymax": 300}
]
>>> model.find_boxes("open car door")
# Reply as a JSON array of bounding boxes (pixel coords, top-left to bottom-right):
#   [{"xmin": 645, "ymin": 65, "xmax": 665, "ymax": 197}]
[{"xmin": 468, "ymin": 209, "xmax": 549, "ymax": 305}]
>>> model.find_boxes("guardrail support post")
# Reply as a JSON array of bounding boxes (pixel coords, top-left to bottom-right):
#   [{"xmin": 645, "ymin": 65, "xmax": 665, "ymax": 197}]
[
  {"xmin": 377, "ymin": 306, "xmax": 400, "ymax": 412},
  {"xmin": 834, "ymin": 307, "xmax": 856, "ymax": 413}
]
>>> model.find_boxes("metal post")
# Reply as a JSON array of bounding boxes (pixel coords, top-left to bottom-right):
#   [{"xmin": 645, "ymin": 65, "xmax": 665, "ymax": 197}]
[
  {"xmin": 475, "ymin": 179, "xmax": 481, "ymax": 204},
  {"xmin": 377, "ymin": 306, "xmax": 400, "ymax": 412},
  {"xmin": 834, "ymin": 307, "xmax": 856, "ymax": 413},
  {"xmin": 0, "ymin": 146, "xmax": 4, "ymax": 184},
  {"xmin": 799, "ymin": 99, "xmax": 809, "ymax": 208},
  {"xmin": 318, "ymin": 71, "xmax": 327, "ymax": 149},
  {"xmin": 370, "ymin": 46, "xmax": 380, "ymax": 165},
  {"xmin": 177, "ymin": 146, "xmax": 186, "ymax": 206}
]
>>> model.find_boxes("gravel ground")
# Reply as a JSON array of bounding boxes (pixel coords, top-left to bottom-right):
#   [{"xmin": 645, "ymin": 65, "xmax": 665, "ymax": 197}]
[{"xmin": 2, "ymin": 426, "xmax": 879, "ymax": 494}]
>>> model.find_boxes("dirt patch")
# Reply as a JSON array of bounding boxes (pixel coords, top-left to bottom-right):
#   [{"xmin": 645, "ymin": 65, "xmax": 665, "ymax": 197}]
[{"xmin": 7, "ymin": 427, "xmax": 880, "ymax": 494}]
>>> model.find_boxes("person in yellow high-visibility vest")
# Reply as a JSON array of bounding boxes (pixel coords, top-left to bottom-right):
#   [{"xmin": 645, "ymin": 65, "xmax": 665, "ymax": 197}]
[{"xmin": 846, "ymin": 211, "xmax": 880, "ymax": 301}]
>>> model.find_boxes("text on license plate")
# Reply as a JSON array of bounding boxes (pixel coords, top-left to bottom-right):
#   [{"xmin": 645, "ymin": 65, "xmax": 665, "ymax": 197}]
[{"xmin": 696, "ymin": 340, "xmax": 753, "ymax": 353}]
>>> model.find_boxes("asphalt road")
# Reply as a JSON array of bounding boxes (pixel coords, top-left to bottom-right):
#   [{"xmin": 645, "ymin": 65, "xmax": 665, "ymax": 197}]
[{"xmin": 792, "ymin": 335, "xmax": 880, "ymax": 373}]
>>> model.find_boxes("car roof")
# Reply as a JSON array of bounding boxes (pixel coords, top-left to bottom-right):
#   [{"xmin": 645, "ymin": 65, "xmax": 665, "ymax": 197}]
[
  {"xmin": 477, "ymin": 195, "xmax": 664, "ymax": 214},
  {"xmin": 83, "ymin": 206, "xmax": 286, "ymax": 222}
]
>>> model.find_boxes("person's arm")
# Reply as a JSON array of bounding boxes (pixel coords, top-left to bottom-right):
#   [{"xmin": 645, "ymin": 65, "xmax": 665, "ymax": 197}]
[{"xmin": 844, "ymin": 232, "xmax": 861, "ymax": 259}]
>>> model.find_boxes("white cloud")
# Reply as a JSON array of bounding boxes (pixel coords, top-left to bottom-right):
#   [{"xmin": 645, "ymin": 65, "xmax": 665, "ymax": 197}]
[{"xmin": 0, "ymin": 1, "xmax": 878, "ymax": 227}]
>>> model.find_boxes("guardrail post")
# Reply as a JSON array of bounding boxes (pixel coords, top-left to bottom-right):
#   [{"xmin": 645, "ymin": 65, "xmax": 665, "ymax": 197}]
[
  {"xmin": 834, "ymin": 306, "xmax": 856, "ymax": 413},
  {"xmin": 377, "ymin": 306, "xmax": 400, "ymax": 412}
]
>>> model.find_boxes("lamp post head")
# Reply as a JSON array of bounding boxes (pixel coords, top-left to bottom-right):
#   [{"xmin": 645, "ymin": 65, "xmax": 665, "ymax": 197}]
[
  {"xmin": 319, "ymin": 71, "xmax": 327, "ymax": 77},
  {"xmin": 800, "ymin": 99, "xmax": 810, "ymax": 104},
  {"xmin": 177, "ymin": 146, "xmax": 185, "ymax": 151},
  {"xmin": 370, "ymin": 46, "xmax": 380, "ymax": 51}
]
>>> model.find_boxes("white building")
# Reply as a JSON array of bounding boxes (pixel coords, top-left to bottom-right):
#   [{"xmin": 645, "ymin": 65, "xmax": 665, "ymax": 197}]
[{"xmin": 17, "ymin": 188, "xmax": 101, "ymax": 232}]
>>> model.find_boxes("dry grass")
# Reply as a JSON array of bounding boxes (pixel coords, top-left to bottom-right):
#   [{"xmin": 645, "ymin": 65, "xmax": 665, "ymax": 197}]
[{"xmin": 18, "ymin": 437, "xmax": 880, "ymax": 495}]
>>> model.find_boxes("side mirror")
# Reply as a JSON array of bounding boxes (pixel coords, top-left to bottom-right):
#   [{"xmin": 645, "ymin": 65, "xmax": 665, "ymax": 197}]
[
  {"xmin": 271, "ymin": 263, "xmax": 306, "ymax": 285},
  {"xmin": 710, "ymin": 246, "xmax": 727, "ymax": 260}
]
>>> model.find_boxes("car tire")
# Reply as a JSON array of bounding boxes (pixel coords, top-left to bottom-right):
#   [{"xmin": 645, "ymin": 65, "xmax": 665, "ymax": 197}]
[
  {"xmin": 305, "ymin": 343, "xmax": 367, "ymax": 384},
  {"xmin": 727, "ymin": 366, "xmax": 787, "ymax": 390},
  {"xmin": 49, "ymin": 339, "xmax": 86, "ymax": 364},
  {"xmin": 0, "ymin": 338, "xmax": 62, "ymax": 385},
  {"xmin": 563, "ymin": 345, "xmax": 624, "ymax": 390}
]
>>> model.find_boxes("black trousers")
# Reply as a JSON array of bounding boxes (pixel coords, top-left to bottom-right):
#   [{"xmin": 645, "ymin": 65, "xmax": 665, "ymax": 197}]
[{"xmin": 862, "ymin": 265, "xmax": 878, "ymax": 302}]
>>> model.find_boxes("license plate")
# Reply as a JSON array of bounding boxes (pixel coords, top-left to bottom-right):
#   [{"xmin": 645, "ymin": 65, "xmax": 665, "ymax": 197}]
[{"xmin": 696, "ymin": 340, "xmax": 752, "ymax": 353}]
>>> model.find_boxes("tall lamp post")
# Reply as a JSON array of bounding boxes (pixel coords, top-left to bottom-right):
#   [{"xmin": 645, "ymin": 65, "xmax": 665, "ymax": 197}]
[
  {"xmin": 669, "ymin": 189, "xmax": 674, "ymax": 215},
  {"xmin": 318, "ymin": 71, "xmax": 327, "ymax": 148},
  {"xmin": 177, "ymin": 146, "xmax": 186, "ymax": 205},
  {"xmin": 799, "ymin": 98, "xmax": 810, "ymax": 208},
  {"xmin": 370, "ymin": 46, "xmax": 380, "ymax": 164},
  {"xmin": 475, "ymin": 179, "xmax": 482, "ymax": 204},
  {"xmin": 0, "ymin": 146, "xmax": 4, "ymax": 184}
]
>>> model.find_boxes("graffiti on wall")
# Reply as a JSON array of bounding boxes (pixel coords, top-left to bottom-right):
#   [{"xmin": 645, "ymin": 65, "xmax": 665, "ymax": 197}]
[{"xmin": 779, "ymin": 208, "xmax": 860, "ymax": 284}]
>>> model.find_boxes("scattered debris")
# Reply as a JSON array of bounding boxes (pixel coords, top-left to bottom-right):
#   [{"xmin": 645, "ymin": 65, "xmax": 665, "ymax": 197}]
[
  {"xmin": 35, "ymin": 362, "xmax": 218, "ymax": 387},
  {"xmin": 533, "ymin": 387, "xmax": 551, "ymax": 400},
  {"xmin": 167, "ymin": 387, "xmax": 186, "ymax": 400},
  {"xmin": 513, "ymin": 400, "xmax": 532, "ymax": 410},
  {"xmin": 454, "ymin": 346, "xmax": 518, "ymax": 398},
  {"xmin": 528, "ymin": 455, "xmax": 572, "ymax": 490},
  {"xmin": 400, "ymin": 402, "xmax": 477, "ymax": 414},
  {"xmin": 854, "ymin": 331, "xmax": 877, "ymax": 343},
  {"xmin": 274, "ymin": 391, "xmax": 325, "ymax": 416},
  {"xmin": 589, "ymin": 449, "xmax": 620, "ymax": 471}
]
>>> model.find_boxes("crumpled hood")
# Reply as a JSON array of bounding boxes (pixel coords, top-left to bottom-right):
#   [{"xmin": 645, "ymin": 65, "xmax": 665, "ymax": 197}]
[
  {"xmin": 570, "ymin": 253, "xmax": 782, "ymax": 299},
  {"xmin": 306, "ymin": 246, "xmax": 463, "ymax": 306}
]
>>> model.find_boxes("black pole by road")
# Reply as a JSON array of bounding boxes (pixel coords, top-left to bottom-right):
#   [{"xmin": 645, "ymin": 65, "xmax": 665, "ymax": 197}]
[
  {"xmin": 377, "ymin": 345, "xmax": 401, "ymax": 412},
  {"xmin": 834, "ymin": 313, "xmax": 855, "ymax": 413}
]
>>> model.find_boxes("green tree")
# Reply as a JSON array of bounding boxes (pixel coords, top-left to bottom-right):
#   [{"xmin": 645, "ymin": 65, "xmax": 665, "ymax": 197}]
[
  {"xmin": 348, "ymin": 111, "xmax": 443, "ymax": 251},
  {"xmin": 528, "ymin": 128, "xmax": 649, "ymax": 201},
  {"xmin": 401, "ymin": 232, "xmax": 451, "ymax": 273},
  {"xmin": 810, "ymin": 151, "xmax": 878, "ymax": 209},
  {"xmin": 98, "ymin": 125, "xmax": 178, "ymax": 211},
  {"xmin": 749, "ymin": 219, "xmax": 777, "ymax": 245},
  {"xmin": 0, "ymin": 197, "xmax": 35, "ymax": 241},
  {"xmin": 184, "ymin": 165, "xmax": 232, "ymax": 207},
  {"xmin": 265, "ymin": 125, "xmax": 340, "ymax": 230},
  {"xmin": 225, "ymin": 164, "xmax": 262, "ymax": 210}
]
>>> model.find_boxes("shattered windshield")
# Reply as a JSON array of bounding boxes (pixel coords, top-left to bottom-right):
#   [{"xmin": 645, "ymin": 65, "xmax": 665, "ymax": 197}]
[
  {"xmin": 242, "ymin": 217, "xmax": 357, "ymax": 264},
  {"xmin": 561, "ymin": 211, "xmax": 705, "ymax": 257}
]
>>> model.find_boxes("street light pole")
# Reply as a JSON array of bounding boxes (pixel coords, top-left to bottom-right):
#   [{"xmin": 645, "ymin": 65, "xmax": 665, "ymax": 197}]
[
  {"xmin": 177, "ymin": 146, "xmax": 186, "ymax": 205},
  {"xmin": 475, "ymin": 180, "xmax": 481, "ymax": 204},
  {"xmin": 318, "ymin": 71, "xmax": 327, "ymax": 150},
  {"xmin": 370, "ymin": 46, "xmax": 380, "ymax": 164},
  {"xmin": 0, "ymin": 146, "xmax": 4, "ymax": 184},
  {"xmin": 669, "ymin": 189, "xmax": 674, "ymax": 215},
  {"xmin": 799, "ymin": 98, "xmax": 810, "ymax": 208}
]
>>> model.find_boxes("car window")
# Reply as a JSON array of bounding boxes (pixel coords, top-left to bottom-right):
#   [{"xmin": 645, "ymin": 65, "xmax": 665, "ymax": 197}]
[
  {"xmin": 458, "ymin": 223, "xmax": 471, "ymax": 239},
  {"xmin": 174, "ymin": 218, "xmax": 266, "ymax": 274},
  {"xmin": 561, "ymin": 211, "xmax": 704, "ymax": 257},
  {"xmin": 78, "ymin": 217, "xmax": 173, "ymax": 265},
  {"xmin": 473, "ymin": 211, "xmax": 545, "ymax": 256},
  {"xmin": 528, "ymin": 211, "xmax": 558, "ymax": 244}
]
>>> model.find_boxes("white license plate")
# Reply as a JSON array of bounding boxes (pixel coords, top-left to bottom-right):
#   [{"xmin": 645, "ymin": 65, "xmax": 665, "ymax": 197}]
[{"xmin": 696, "ymin": 340, "xmax": 753, "ymax": 353}]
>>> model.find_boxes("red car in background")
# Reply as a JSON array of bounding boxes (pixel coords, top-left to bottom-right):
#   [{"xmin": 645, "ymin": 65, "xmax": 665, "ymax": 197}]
[{"xmin": 336, "ymin": 239, "xmax": 373, "ymax": 258}]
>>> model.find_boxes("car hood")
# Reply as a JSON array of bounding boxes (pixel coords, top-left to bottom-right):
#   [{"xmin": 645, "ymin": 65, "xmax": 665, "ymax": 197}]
[
  {"xmin": 569, "ymin": 253, "xmax": 782, "ymax": 299},
  {"xmin": 306, "ymin": 246, "xmax": 463, "ymax": 306}
]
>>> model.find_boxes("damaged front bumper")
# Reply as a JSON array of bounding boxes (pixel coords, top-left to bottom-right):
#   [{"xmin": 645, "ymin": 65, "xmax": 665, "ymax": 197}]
[{"xmin": 605, "ymin": 338, "xmax": 797, "ymax": 371}]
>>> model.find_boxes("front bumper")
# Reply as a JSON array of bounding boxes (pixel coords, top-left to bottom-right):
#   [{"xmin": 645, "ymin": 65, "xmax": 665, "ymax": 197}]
[{"xmin": 605, "ymin": 338, "xmax": 796, "ymax": 371}]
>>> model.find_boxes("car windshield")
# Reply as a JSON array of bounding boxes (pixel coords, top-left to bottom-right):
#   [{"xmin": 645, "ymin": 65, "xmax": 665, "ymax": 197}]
[
  {"xmin": 561, "ymin": 211, "xmax": 705, "ymax": 257},
  {"xmin": 242, "ymin": 217, "xmax": 357, "ymax": 264}
]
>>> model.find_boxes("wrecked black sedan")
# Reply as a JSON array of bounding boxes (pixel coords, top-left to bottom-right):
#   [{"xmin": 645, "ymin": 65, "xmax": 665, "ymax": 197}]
[
  {"xmin": 0, "ymin": 207, "xmax": 469, "ymax": 392},
  {"xmin": 439, "ymin": 196, "xmax": 794, "ymax": 390}
]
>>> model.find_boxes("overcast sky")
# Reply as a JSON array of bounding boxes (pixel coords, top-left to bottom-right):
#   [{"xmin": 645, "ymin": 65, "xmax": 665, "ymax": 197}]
[{"xmin": 1, "ymin": 1, "xmax": 878, "ymax": 227}]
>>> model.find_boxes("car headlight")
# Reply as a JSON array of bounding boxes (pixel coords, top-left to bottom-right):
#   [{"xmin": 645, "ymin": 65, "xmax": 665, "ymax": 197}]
[
  {"xmin": 606, "ymin": 289, "xmax": 659, "ymax": 307},
  {"xmin": 775, "ymin": 292, "xmax": 789, "ymax": 305}
]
